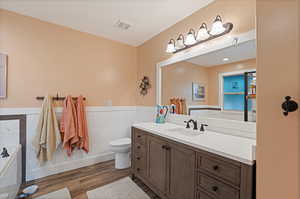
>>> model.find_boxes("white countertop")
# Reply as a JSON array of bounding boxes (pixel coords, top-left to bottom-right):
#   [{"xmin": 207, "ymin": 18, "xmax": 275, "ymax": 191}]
[{"xmin": 132, "ymin": 122, "xmax": 256, "ymax": 165}]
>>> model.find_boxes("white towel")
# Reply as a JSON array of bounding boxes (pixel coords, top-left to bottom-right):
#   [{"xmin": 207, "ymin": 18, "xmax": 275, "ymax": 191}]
[{"xmin": 32, "ymin": 95, "xmax": 61, "ymax": 164}]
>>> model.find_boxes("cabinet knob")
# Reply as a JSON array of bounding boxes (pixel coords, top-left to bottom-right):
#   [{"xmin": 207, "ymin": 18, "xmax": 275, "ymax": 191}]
[
  {"xmin": 137, "ymin": 135, "xmax": 141, "ymax": 138},
  {"xmin": 137, "ymin": 168, "xmax": 140, "ymax": 172},
  {"xmin": 212, "ymin": 186, "xmax": 218, "ymax": 192},
  {"xmin": 137, "ymin": 146, "xmax": 141, "ymax": 149},
  {"xmin": 162, "ymin": 145, "xmax": 171, "ymax": 150},
  {"xmin": 213, "ymin": 165, "xmax": 219, "ymax": 171},
  {"xmin": 137, "ymin": 157, "xmax": 140, "ymax": 160}
]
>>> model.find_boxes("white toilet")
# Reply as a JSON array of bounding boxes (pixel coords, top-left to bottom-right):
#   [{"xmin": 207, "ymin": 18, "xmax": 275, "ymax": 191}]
[{"xmin": 109, "ymin": 138, "xmax": 131, "ymax": 169}]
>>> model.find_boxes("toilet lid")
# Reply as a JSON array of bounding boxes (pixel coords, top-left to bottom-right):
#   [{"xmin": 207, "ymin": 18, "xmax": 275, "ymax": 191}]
[{"xmin": 110, "ymin": 138, "xmax": 131, "ymax": 146}]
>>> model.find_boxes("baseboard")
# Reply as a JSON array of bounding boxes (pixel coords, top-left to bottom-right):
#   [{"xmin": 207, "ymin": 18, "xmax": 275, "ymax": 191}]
[{"xmin": 27, "ymin": 152, "xmax": 114, "ymax": 181}]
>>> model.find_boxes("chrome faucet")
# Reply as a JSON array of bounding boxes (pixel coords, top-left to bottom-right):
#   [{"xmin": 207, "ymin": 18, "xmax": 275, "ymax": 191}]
[
  {"xmin": 1, "ymin": 148, "xmax": 9, "ymax": 158},
  {"xmin": 184, "ymin": 119, "xmax": 198, "ymax": 130}
]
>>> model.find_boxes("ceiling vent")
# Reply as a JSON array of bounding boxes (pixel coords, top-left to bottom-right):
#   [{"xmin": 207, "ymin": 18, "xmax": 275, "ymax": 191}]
[{"xmin": 114, "ymin": 20, "xmax": 131, "ymax": 30}]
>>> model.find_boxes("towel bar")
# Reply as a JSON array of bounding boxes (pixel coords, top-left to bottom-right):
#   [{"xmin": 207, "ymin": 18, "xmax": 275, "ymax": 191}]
[{"xmin": 36, "ymin": 94, "xmax": 86, "ymax": 101}]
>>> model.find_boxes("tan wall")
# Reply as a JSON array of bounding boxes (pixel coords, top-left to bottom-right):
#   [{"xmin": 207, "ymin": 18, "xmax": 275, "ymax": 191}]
[
  {"xmin": 0, "ymin": 9, "xmax": 138, "ymax": 107},
  {"xmin": 207, "ymin": 59, "xmax": 256, "ymax": 105},
  {"xmin": 256, "ymin": 1, "xmax": 300, "ymax": 199},
  {"xmin": 162, "ymin": 61, "xmax": 209, "ymax": 105},
  {"xmin": 137, "ymin": 0, "xmax": 256, "ymax": 106}
]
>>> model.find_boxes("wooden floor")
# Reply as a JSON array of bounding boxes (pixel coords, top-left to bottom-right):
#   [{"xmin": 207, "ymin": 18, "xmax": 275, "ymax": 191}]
[{"xmin": 20, "ymin": 160, "xmax": 158, "ymax": 199}]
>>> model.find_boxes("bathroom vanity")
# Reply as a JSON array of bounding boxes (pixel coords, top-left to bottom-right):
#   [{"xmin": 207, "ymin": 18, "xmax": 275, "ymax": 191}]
[{"xmin": 131, "ymin": 123, "xmax": 256, "ymax": 199}]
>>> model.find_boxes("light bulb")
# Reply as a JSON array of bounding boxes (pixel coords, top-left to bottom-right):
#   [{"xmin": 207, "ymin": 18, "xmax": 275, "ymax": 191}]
[
  {"xmin": 210, "ymin": 15, "xmax": 226, "ymax": 35},
  {"xmin": 175, "ymin": 34, "xmax": 185, "ymax": 50},
  {"xmin": 196, "ymin": 23, "xmax": 210, "ymax": 41},
  {"xmin": 185, "ymin": 29, "xmax": 196, "ymax": 46},
  {"xmin": 223, "ymin": 57, "xmax": 230, "ymax": 62},
  {"xmin": 166, "ymin": 39, "xmax": 176, "ymax": 53}
]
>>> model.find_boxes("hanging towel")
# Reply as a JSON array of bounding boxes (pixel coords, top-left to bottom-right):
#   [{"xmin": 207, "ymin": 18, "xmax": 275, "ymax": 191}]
[
  {"xmin": 170, "ymin": 98, "xmax": 175, "ymax": 106},
  {"xmin": 173, "ymin": 98, "xmax": 178, "ymax": 114},
  {"xmin": 175, "ymin": 98, "xmax": 181, "ymax": 114},
  {"xmin": 60, "ymin": 95, "xmax": 78, "ymax": 156},
  {"xmin": 181, "ymin": 99, "xmax": 187, "ymax": 115},
  {"xmin": 76, "ymin": 95, "xmax": 89, "ymax": 153},
  {"xmin": 179, "ymin": 99, "xmax": 184, "ymax": 114},
  {"xmin": 32, "ymin": 95, "xmax": 61, "ymax": 164}
]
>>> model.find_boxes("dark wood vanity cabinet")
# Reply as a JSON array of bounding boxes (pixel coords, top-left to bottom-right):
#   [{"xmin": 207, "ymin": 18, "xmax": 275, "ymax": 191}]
[
  {"xmin": 148, "ymin": 136, "xmax": 168, "ymax": 194},
  {"xmin": 168, "ymin": 142, "xmax": 195, "ymax": 199},
  {"xmin": 132, "ymin": 127, "xmax": 255, "ymax": 199},
  {"xmin": 132, "ymin": 128, "xmax": 195, "ymax": 199}
]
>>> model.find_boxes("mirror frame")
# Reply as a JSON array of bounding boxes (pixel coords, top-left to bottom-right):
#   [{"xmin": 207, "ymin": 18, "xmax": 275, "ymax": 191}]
[
  {"xmin": 156, "ymin": 29, "xmax": 256, "ymax": 106},
  {"xmin": 0, "ymin": 53, "xmax": 7, "ymax": 99}
]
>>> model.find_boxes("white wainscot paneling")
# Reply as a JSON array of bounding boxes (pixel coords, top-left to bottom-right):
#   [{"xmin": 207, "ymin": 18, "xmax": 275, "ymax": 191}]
[
  {"xmin": 135, "ymin": 106, "xmax": 156, "ymax": 123},
  {"xmin": 9, "ymin": 107, "xmax": 137, "ymax": 181},
  {"xmin": 0, "ymin": 120, "xmax": 19, "ymax": 147}
]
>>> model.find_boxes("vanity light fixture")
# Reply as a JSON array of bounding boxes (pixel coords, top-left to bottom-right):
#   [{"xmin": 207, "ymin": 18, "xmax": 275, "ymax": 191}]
[
  {"xmin": 166, "ymin": 39, "xmax": 176, "ymax": 53},
  {"xmin": 185, "ymin": 29, "xmax": 197, "ymax": 46},
  {"xmin": 210, "ymin": 15, "xmax": 226, "ymax": 35},
  {"xmin": 175, "ymin": 34, "xmax": 186, "ymax": 50},
  {"xmin": 196, "ymin": 23, "xmax": 210, "ymax": 41},
  {"xmin": 165, "ymin": 15, "xmax": 233, "ymax": 53}
]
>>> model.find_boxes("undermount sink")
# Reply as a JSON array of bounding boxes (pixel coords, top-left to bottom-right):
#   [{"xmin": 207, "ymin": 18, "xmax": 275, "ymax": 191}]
[{"xmin": 167, "ymin": 127, "xmax": 203, "ymax": 136}]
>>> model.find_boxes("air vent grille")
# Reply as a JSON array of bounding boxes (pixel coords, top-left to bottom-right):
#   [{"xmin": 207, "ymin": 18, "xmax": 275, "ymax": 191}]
[{"xmin": 114, "ymin": 20, "xmax": 131, "ymax": 30}]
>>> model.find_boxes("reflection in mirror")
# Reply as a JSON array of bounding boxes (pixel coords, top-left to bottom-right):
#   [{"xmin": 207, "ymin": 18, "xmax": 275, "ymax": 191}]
[{"xmin": 162, "ymin": 40, "xmax": 256, "ymax": 122}]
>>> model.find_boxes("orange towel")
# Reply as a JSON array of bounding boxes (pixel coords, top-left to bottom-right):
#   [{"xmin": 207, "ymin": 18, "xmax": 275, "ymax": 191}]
[
  {"xmin": 180, "ymin": 99, "xmax": 187, "ymax": 115},
  {"xmin": 76, "ymin": 95, "xmax": 89, "ymax": 153},
  {"xmin": 60, "ymin": 95, "xmax": 78, "ymax": 156},
  {"xmin": 175, "ymin": 98, "xmax": 181, "ymax": 114}
]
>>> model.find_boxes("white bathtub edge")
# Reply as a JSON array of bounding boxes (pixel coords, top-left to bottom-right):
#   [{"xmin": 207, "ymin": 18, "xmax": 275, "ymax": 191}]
[{"xmin": 0, "ymin": 145, "xmax": 21, "ymax": 178}]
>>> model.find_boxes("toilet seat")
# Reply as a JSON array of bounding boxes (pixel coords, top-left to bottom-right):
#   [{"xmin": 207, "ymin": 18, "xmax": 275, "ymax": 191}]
[{"xmin": 110, "ymin": 138, "xmax": 131, "ymax": 147}]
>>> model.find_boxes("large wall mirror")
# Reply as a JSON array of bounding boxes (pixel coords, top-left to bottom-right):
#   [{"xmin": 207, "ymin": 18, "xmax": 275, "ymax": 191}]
[
  {"xmin": 158, "ymin": 30, "xmax": 256, "ymax": 122},
  {"xmin": 0, "ymin": 53, "xmax": 7, "ymax": 98}
]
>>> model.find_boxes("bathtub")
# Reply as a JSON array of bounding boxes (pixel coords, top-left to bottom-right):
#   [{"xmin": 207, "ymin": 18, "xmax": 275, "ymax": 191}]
[{"xmin": 0, "ymin": 145, "xmax": 22, "ymax": 199}]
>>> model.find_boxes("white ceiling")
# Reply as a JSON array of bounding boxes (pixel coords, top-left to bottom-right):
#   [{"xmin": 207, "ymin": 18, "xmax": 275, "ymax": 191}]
[
  {"xmin": 186, "ymin": 40, "xmax": 256, "ymax": 67},
  {"xmin": 0, "ymin": 0, "xmax": 215, "ymax": 46}
]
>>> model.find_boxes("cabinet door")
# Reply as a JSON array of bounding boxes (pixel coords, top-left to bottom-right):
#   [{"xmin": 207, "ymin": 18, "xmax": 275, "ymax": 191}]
[
  {"xmin": 168, "ymin": 143, "xmax": 196, "ymax": 199},
  {"xmin": 148, "ymin": 136, "xmax": 168, "ymax": 194}
]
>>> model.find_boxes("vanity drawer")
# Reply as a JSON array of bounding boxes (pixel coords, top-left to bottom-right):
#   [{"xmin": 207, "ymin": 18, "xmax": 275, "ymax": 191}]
[
  {"xmin": 134, "ymin": 154, "xmax": 146, "ymax": 162},
  {"xmin": 134, "ymin": 130, "xmax": 147, "ymax": 145},
  {"xmin": 197, "ymin": 173, "xmax": 239, "ymax": 199},
  {"xmin": 199, "ymin": 156, "xmax": 241, "ymax": 186},
  {"xmin": 134, "ymin": 143, "xmax": 146, "ymax": 156},
  {"xmin": 134, "ymin": 155, "xmax": 147, "ymax": 176},
  {"xmin": 196, "ymin": 190, "xmax": 215, "ymax": 199}
]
